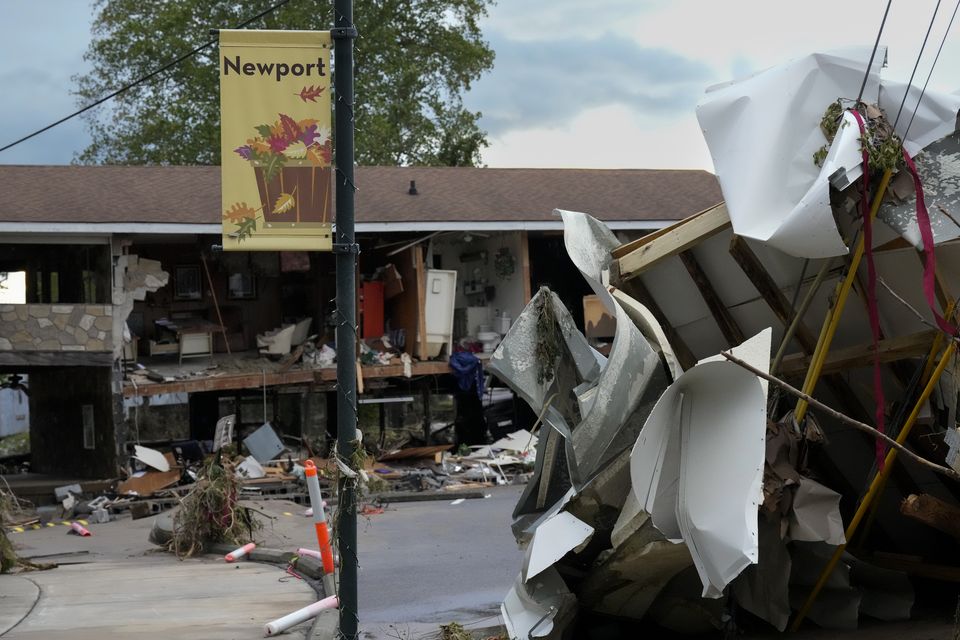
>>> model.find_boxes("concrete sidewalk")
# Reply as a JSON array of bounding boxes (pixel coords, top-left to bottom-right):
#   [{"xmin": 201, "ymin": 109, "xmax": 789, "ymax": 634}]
[{"xmin": 0, "ymin": 557, "xmax": 315, "ymax": 639}]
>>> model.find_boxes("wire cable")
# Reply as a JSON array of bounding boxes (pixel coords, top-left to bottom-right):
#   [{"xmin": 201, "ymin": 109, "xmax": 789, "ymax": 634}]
[
  {"xmin": 0, "ymin": 0, "xmax": 293, "ymax": 155},
  {"xmin": 893, "ymin": 0, "xmax": 943, "ymax": 130},
  {"xmin": 857, "ymin": 0, "xmax": 894, "ymax": 106},
  {"xmin": 903, "ymin": 0, "xmax": 960, "ymax": 142}
]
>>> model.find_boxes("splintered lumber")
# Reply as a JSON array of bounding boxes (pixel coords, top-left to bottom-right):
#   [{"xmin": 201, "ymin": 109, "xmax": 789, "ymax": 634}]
[
  {"xmin": 678, "ymin": 250, "xmax": 744, "ymax": 346},
  {"xmin": 728, "ymin": 235, "xmax": 818, "ymax": 352},
  {"xmin": 377, "ymin": 445, "xmax": 452, "ymax": 462},
  {"xmin": 900, "ymin": 493, "xmax": 960, "ymax": 541},
  {"xmin": 616, "ymin": 202, "xmax": 730, "ymax": 279},
  {"xmin": 779, "ymin": 330, "xmax": 937, "ymax": 377}
]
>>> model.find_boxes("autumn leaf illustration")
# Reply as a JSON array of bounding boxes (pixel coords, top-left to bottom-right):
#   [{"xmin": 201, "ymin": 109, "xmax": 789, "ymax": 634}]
[
  {"xmin": 273, "ymin": 192, "xmax": 296, "ymax": 214},
  {"xmin": 306, "ymin": 144, "xmax": 332, "ymax": 167},
  {"xmin": 223, "ymin": 202, "xmax": 258, "ymax": 223},
  {"xmin": 278, "ymin": 114, "xmax": 302, "ymax": 143},
  {"xmin": 297, "ymin": 85, "xmax": 326, "ymax": 102},
  {"xmin": 260, "ymin": 152, "xmax": 286, "ymax": 183},
  {"xmin": 231, "ymin": 217, "xmax": 258, "ymax": 242},
  {"xmin": 283, "ymin": 140, "xmax": 308, "ymax": 159},
  {"xmin": 255, "ymin": 124, "xmax": 273, "ymax": 138}
]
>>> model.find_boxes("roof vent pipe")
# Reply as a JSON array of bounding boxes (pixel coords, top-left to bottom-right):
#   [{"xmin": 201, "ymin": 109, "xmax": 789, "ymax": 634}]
[{"xmin": 408, "ymin": 180, "xmax": 418, "ymax": 195}]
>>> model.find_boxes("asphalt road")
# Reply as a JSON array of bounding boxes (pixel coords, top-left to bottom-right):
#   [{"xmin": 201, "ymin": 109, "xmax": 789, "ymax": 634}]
[{"xmin": 355, "ymin": 486, "xmax": 525, "ymax": 639}]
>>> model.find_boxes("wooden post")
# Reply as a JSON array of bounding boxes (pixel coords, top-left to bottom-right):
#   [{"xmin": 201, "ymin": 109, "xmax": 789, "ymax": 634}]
[
  {"xmin": 620, "ymin": 278, "xmax": 697, "ymax": 370},
  {"xmin": 520, "ymin": 230, "xmax": 532, "ymax": 304},
  {"xmin": 728, "ymin": 235, "xmax": 818, "ymax": 352},
  {"xmin": 678, "ymin": 250, "xmax": 744, "ymax": 346},
  {"xmin": 200, "ymin": 253, "xmax": 231, "ymax": 355}
]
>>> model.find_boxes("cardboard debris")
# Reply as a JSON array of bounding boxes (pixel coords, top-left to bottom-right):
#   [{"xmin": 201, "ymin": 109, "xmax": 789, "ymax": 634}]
[{"xmin": 117, "ymin": 469, "xmax": 181, "ymax": 497}]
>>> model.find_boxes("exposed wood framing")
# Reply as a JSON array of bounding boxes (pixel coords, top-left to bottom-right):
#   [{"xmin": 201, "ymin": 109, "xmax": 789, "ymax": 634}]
[
  {"xmin": 678, "ymin": 250, "xmax": 745, "ymax": 347},
  {"xmin": 779, "ymin": 330, "xmax": 937, "ymax": 377},
  {"xmin": 728, "ymin": 235, "xmax": 818, "ymax": 352},
  {"xmin": 123, "ymin": 360, "xmax": 452, "ymax": 398},
  {"xmin": 619, "ymin": 278, "xmax": 697, "ymax": 370},
  {"xmin": 616, "ymin": 203, "xmax": 730, "ymax": 280}
]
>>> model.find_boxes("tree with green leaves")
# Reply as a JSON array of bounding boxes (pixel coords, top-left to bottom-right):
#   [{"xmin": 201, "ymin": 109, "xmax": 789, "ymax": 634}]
[{"xmin": 74, "ymin": 0, "xmax": 495, "ymax": 166}]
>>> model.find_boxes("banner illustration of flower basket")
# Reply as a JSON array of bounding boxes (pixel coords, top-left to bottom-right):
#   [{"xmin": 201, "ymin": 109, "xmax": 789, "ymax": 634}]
[{"xmin": 219, "ymin": 29, "xmax": 333, "ymax": 252}]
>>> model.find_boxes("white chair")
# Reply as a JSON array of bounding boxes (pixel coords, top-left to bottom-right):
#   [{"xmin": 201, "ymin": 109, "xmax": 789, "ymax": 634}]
[
  {"xmin": 257, "ymin": 324, "xmax": 295, "ymax": 355},
  {"xmin": 290, "ymin": 317, "xmax": 313, "ymax": 346}
]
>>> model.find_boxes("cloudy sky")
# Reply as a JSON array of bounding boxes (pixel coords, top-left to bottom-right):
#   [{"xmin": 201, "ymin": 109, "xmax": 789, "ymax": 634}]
[{"xmin": 2, "ymin": 0, "xmax": 959, "ymax": 169}]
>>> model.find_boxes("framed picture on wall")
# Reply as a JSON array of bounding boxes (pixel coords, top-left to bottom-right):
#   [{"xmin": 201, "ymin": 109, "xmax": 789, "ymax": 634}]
[
  {"xmin": 174, "ymin": 266, "xmax": 202, "ymax": 300},
  {"xmin": 228, "ymin": 272, "xmax": 257, "ymax": 300}
]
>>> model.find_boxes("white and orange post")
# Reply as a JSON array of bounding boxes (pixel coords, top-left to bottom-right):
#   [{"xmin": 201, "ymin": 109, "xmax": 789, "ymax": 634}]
[
  {"xmin": 303, "ymin": 460, "xmax": 336, "ymax": 595},
  {"xmin": 225, "ymin": 542, "xmax": 256, "ymax": 563}
]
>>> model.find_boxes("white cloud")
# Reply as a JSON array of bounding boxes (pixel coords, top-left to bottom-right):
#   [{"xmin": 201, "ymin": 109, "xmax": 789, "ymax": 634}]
[{"xmin": 481, "ymin": 104, "xmax": 714, "ymax": 170}]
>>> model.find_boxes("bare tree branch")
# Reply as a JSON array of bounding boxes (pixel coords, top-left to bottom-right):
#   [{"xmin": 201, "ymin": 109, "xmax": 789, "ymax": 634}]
[{"xmin": 720, "ymin": 350, "xmax": 960, "ymax": 483}]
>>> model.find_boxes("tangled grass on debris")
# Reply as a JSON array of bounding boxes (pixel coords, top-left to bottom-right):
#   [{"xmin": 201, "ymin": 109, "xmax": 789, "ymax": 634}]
[
  {"xmin": 535, "ymin": 292, "xmax": 562, "ymax": 385},
  {"xmin": 439, "ymin": 622, "xmax": 473, "ymax": 640},
  {"xmin": 814, "ymin": 98, "xmax": 903, "ymax": 173},
  {"xmin": 168, "ymin": 457, "xmax": 261, "ymax": 558},
  {"xmin": 0, "ymin": 484, "xmax": 52, "ymax": 573}
]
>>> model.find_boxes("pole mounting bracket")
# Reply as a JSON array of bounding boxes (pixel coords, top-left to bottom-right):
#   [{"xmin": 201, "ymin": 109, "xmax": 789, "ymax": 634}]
[
  {"xmin": 333, "ymin": 242, "xmax": 361, "ymax": 254},
  {"xmin": 331, "ymin": 26, "xmax": 358, "ymax": 40}
]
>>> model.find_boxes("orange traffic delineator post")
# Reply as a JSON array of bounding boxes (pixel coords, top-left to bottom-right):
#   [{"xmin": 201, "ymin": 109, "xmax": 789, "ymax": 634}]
[{"xmin": 304, "ymin": 460, "xmax": 336, "ymax": 595}]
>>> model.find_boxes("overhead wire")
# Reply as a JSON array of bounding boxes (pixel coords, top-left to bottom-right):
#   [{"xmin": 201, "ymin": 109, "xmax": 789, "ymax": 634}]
[
  {"xmin": 856, "ymin": 0, "xmax": 894, "ymax": 105},
  {"xmin": 893, "ymin": 0, "xmax": 943, "ymax": 130},
  {"xmin": 0, "ymin": 0, "xmax": 294, "ymax": 155},
  {"xmin": 903, "ymin": 0, "xmax": 960, "ymax": 142}
]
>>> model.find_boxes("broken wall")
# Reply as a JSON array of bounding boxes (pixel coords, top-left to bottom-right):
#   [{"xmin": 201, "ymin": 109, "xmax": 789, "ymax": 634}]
[{"xmin": 29, "ymin": 366, "xmax": 117, "ymax": 478}]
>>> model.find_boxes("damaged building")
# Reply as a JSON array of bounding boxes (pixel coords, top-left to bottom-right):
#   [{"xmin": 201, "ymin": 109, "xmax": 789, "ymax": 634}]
[{"xmin": 0, "ymin": 164, "xmax": 720, "ymax": 501}]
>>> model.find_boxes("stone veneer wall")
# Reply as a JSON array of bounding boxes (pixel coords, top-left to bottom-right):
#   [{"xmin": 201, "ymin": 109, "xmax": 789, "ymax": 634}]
[{"xmin": 0, "ymin": 304, "xmax": 113, "ymax": 351}]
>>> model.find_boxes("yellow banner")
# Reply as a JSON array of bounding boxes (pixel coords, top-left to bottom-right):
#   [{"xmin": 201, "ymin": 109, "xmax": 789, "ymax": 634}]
[{"xmin": 220, "ymin": 30, "xmax": 333, "ymax": 251}]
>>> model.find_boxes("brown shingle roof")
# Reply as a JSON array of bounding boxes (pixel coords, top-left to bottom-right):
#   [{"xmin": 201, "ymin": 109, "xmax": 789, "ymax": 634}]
[{"xmin": 0, "ymin": 165, "xmax": 721, "ymax": 225}]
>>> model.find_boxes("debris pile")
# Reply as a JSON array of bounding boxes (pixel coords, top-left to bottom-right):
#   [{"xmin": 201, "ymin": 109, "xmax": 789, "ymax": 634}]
[{"xmin": 491, "ymin": 46, "xmax": 960, "ymax": 637}]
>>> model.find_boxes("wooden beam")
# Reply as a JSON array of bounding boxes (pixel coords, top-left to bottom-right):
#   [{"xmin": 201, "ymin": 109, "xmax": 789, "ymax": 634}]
[
  {"xmin": 616, "ymin": 203, "xmax": 730, "ymax": 280},
  {"xmin": 779, "ymin": 329, "xmax": 937, "ymax": 376},
  {"xmin": 679, "ymin": 250, "xmax": 745, "ymax": 347},
  {"xmin": 867, "ymin": 552, "xmax": 960, "ymax": 583},
  {"xmin": 728, "ymin": 235, "xmax": 818, "ymax": 353},
  {"xmin": 619, "ymin": 278, "xmax": 697, "ymax": 370},
  {"xmin": 123, "ymin": 360, "xmax": 453, "ymax": 398},
  {"xmin": 0, "ymin": 350, "xmax": 113, "ymax": 367},
  {"xmin": 520, "ymin": 230, "xmax": 532, "ymax": 304},
  {"xmin": 611, "ymin": 201, "xmax": 724, "ymax": 260},
  {"xmin": 124, "ymin": 369, "xmax": 317, "ymax": 398},
  {"xmin": 414, "ymin": 245, "xmax": 428, "ymax": 361},
  {"xmin": 901, "ymin": 493, "xmax": 960, "ymax": 541}
]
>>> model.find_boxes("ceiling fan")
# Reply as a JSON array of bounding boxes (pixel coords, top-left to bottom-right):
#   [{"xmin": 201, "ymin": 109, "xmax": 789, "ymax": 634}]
[{"xmin": 1, "ymin": 374, "xmax": 29, "ymax": 398}]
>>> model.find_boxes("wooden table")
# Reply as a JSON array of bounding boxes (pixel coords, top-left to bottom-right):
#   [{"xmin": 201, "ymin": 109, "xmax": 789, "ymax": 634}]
[{"xmin": 154, "ymin": 319, "xmax": 225, "ymax": 365}]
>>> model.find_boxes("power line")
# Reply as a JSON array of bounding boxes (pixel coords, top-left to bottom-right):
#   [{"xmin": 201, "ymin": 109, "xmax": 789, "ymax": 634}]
[
  {"xmin": 903, "ymin": 0, "xmax": 960, "ymax": 142},
  {"xmin": 857, "ymin": 0, "xmax": 894, "ymax": 106},
  {"xmin": 0, "ymin": 0, "xmax": 294, "ymax": 155},
  {"xmin": 893, "ymin": 0, "xmax": 943, "ymax": 130}
]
